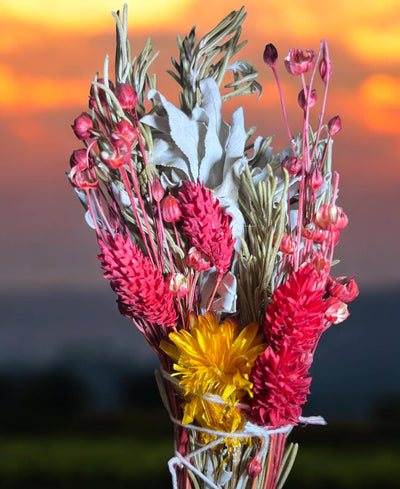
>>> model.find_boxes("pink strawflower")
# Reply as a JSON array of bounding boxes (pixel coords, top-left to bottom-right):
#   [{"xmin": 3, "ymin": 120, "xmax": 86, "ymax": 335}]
[
  {"xmin": 98, "ymin": 233, "xmax": 177, "ymax": 326},
  {"xmin": 284, "ymin": 48, "xmax": 315, "ymax": 76},
  {"xmin": 265, "ymin": 263, "xmax": 326, "ymax": 353},
  {"xmin": 89, "ymin": 78, "xmax": 115, "ymax": 110},
  {"xmin": 111, "ymin": 120, "xmax": 138, "ymax": 148},
  {"xmin": 179, "ymin": 180, "xmax": 235, "ymax": 276},
  {"xmin": 282, "ymin": 156, "xmax": 302, "ymax": 175},
  {"xmin": 249, "ymin": 345, "xmax": 312, "ymax": 427},
  {"xmin": 297, "ymin": 87, "xmax": 317, "ymax": 110}
]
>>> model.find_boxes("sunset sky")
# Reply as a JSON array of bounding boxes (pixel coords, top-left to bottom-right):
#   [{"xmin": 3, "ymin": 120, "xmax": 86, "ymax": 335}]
[{"xmin": 1, "ymin": 0, "xmax": 399, "ymax": 292}]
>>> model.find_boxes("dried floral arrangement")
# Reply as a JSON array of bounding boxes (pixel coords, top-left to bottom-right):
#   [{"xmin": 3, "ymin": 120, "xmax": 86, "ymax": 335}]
[{"xmin": 68, "ymin": 5, "xmax": 358, "ymax": 489}]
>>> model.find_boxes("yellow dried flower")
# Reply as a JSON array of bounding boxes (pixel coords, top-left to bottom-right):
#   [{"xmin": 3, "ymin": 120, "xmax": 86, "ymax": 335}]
[{"xmin": 160, "ymin": 311, "xmax": 266, "ymax": 446}]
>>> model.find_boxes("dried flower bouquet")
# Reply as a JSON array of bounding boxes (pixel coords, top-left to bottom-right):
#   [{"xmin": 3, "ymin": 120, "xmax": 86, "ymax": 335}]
[{"xmin": 68, "ymin": 5, "xmax": 358, "ymax": 489}]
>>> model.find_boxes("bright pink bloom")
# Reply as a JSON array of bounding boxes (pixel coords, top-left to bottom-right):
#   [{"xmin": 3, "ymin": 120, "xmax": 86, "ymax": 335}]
[
  {"xmin": 324, "ymin": 297, "xmax": 349, "ymax": 324},
  {"xmin": 179, "ymin": 180, "xmax": 235, "ymax": 276},
  {"xmin": 327, "ymin": 115, "xmax": 342, "ymax": 136},
  {"xmin": 284, "ymin": 48, "xmax": 315, "ymax": 76},
  {"xmin": 315, "ymin": 204, "xmax": 348, "ymax": 231},
  {"xmin": 298, "ymin": 87, "xmax": 317, "ymax": 110},
  {"xmin": 250, "ymin": 345, "xmax": 312, "ymax": 427},
  {"xmin": 115, "ymin": 83, "xmax": 138, "ymax": 110},
  {"xmin": 98, "ymin": 233, "xmax": 177, "ymax": 326},
  {"xmin": 263, "ymin": 43, "xmax": 278, "ymax": 67},
  {"xmin": 328, "ymin": 276, "xmax": 359, "ymax": 303},
  {"xmin": 161, "ymin": 194, "xmax": 182, "ymax": 222},
  {"xmin": 264, "ymin": 263, "xmax": 326, "ymax": 353},
  {"xmin": 72, "ymin": 112, "xmax": 93, "ymax": 140}
]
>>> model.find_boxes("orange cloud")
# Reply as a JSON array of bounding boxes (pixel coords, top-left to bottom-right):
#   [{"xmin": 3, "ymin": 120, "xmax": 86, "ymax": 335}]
[
  {"xmin": 1, "ymin": 0, "xmax": 193, "ymax": 35},
  {"xmin": 358, "ymin": 74, "xmax": 400, "ymax": 134},
  {"xmin": 0, "ymin": 65, "xmax": 87, "ymax": 113}
]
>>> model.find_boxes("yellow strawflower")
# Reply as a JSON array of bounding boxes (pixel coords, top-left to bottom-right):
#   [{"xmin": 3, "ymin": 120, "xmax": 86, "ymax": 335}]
[{"xmin": 160, "ymin": 311, "xmax": 266, "ymax": 446}]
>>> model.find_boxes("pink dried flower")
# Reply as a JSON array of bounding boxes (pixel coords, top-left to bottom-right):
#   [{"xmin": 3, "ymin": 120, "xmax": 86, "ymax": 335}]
[
  {"xmin": 186, "ymin": 247, "xmax": 211, "ymax": 271},
  {"xmin": 250, "ymin": 345, "xmax": 312, "ymax": 427},
  {"xmin": 69, "ymin": 149, "xmax": 98, "ymax": 189},
  {"xmin": 315, "ymin": 204, "xmax": 348, "ymax": 231},
  {"xmin": 297, "ymin": 87, "xmax": 317, "ymax": 110},
  {"xmin": 265, "ymin": 263, "xmax": 326, "ymax": 353},
  {"xmin": 282, "ymin": 156, "xmax": 302, "ymax": 175},
  {"xmin": 284, "ymin": 48, "xmax": 315, "ymax": 76},
  {"xmin": 89, "ymin": 78, "xmax": 115, "ymax": 110},
  {"xmin": 72, "ymin": 112, "xmax": 93, "ymax": 140},
  {"xmin": 309, "ymin": 167, "xmax": 324, "ymax": 191},
  {"xmin": 327, "ymin": 115, "xmax": 342, "ymax": 136},
  {"xmin": 179, "ymin": 180, "xmax": 235, "ymax": 276},
  {"xmin": 161, "ymin": 194, "xmax": 182, "ymax": 222},
  {"xmin": 279, "ymin": 233, "xmax": 295, "ymax": 254},
  {"xmin": 247, "ymin": 456, "xmax": 262, "ymax": 479},
  {"xmin": 328, "ymin": 276, "xmax": 359, "ymax": 303},
  {"xmin": 319, "ymin": 41, "xmax": 333, "ymax": 84},
  {"xmin": 167, "ymin": 273, "xmax": 190, "ymax": 299},
  {"xmin": 263, "ymin": 43, "xmax": 278, "ymax": 67},
  {"xmin": 324, "ymin": 297, "xmax": 349, "ymax": 324},
  {"xmin": 115, "ymin": 83, "xmax": 138, "ymax": 110},
  {"xmin": 151, "ymin": 178, "xmax": 164, "ymax": 203},
  {"xmin": 98, "ymin": 233, "xmax": 177, "ymax": 326},
  {"xmin": 111, "ymin": 120, "xmax": 138, "ymax": 148}
]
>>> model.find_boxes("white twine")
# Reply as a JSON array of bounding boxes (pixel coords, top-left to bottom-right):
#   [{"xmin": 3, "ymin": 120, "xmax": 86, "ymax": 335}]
[{"xmin": 156, "ymin": 367, "xmax": 326, "ymax": 489}]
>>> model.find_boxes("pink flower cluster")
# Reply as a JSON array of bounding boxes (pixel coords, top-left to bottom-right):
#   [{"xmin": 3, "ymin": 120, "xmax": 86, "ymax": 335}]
[
  {"xmin": 98, "ymin": 233, "xmax": 177, "ymax": 327},
  {"xmin": 179, "ymin": 180, "xmax": 235, "ymax": 277}
]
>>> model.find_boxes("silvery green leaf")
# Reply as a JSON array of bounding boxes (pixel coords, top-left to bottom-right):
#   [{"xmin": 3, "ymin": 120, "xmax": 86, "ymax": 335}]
[
  {"xmin": 111, "ymin": 182, "xmax": 131, "ymax": 206},
  {"xmin": 199, "ymin": 269, "xmax": 237, "ymax": 313},
  {"xmin": 74, "ymin": 187, "xmax": 88, "ymax": 207},
  {"xmin": 145, "ymin": 89, "xmax": 200, "ymax": 180},
  {"xmin": 217, "ymin": 464, "xmax": 233, "ymax": 486},
  {"xmin": 223, "ymin": 107, "xmax": 247, "ymax": 166},
  {"xmin": 151, "ymin": 138, "xmax": 191, "ymax": 182}
]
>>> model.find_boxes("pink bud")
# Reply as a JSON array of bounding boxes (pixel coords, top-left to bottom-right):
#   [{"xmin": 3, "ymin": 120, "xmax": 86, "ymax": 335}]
[
  {"xmin": 111, "ymin": 120, "xmax": 138, "ymax": 148},
  {"xmin": 284, "ymin": 48, "xmax": 315, "ymax": 76},
  {"xmin": 324, "ymin": 297, "xmax": 349, "ymax": 324},
  {"xmin": 279, "ymin": 233, "xmax": 295, "ymax": 254},
  {"xmin": 309, "ymin": 167, "xmax": 323, "ymax": 191},
  {"xmin": 327, "ymin": 115, "xmax": 342, "ymax": 136},
  {"xmin": 70, "ymin": 148, "xmax": 88, "ymax": 168},
  {"xmin": 247, "ymin": 457, "xmax": 262, "ymax": 479},
  {"xmin": 282, "ymin": 156, "xmax": 302, "ymax": 175},
  {"xmin": 186, "ymin": 247, "xmax": 211, "ymax": 271},
  {"xmin": 89, "ymin": 78, "xmax": 115, "ymax": 110},
  {"xmin": 151, "ymin": 178, "xmax": 164, "ymax": 203},
  {"xmin": 329, "ymin": 276, "xmax": 359, "ymax": 303},
  {"xmin": 72, "ymin": 112, "xmax": 93, "ymax": 140},
  {"xmin": 315, "ymin": 204, "xmax": 348, "ymax": 231},
  {"xmin": 115, "ymin": 83, "xmax": 138, "ymax": 111},
  {"xmin": 263, "ymin": 43, "xmax": 278, "ymax": 67},
  {"xmin": 298, "ymin": 87, "xmax": 317, "ymax": 110},
  {"xmin": 161, "ymin": 195, "xmax": 182, "ymax": 222},
  {"xmin": 100, "ymin": 150, "xmax": 125, "ymax": 170},
  {"xmin": 168, "ymin": 273, "xmax": 190, "ymax": 299},
  {"xmin": 319, "ymin": 58, "xmax": 333, "ymax": 84}
]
